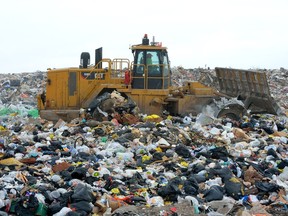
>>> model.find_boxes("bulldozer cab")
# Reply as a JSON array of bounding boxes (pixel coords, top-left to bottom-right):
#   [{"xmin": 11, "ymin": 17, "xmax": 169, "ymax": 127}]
[{"xmin": 131, "ymin": 34, "xmax": 171, "ymax": 90}]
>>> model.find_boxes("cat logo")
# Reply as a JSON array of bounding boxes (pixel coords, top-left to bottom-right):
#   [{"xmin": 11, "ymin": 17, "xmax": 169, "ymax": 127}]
[{"xmin": 81, "ymin": 72, "xmax": 105, "ymax": 80}]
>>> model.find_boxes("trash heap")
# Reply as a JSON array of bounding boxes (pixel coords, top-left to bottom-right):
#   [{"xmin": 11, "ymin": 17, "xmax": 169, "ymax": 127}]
[
  {"xmin": 266, "ymin": 67, "xmax": 288, "ymax": 111},
  {"xmin": 0, "ymin": 72, "xmax": 46, "ymax": 118},
  {"xmin": 0, "ymin": 69, "xmax": 287, "ymax": 216}
]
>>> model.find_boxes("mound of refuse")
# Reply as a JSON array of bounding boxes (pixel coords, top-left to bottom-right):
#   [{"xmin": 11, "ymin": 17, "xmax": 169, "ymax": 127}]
[{"xmin": 0, "ymin": 68, "xmax": 287, "ymax": 216}]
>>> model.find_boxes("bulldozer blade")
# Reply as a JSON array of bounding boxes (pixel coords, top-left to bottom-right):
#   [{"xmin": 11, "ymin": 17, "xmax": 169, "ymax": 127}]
[{"xmin": 215, "ymin": 67, "xmax": 282, "ymax": 115}]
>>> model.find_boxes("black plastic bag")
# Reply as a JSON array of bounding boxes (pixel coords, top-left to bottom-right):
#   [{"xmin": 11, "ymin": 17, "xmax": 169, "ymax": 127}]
[
  {"xmin": 175, "ymin": 144, "xmax": 191, "ymax": 158},
  {"xmin": 224, "ymin": 177, "xmax": 244, "ymax": 200},
  {"xmin": 255, "ymin": 181, "xmax": 280, "ymax": 193},
  {"xmin": 204, "ymin": 185, "xmax": 224, "ymax": 202},
  {"xmin": 208, "ymin": 146, "xmax": 229, "ymax": 161},
  {"xmin": 71, "ymin": 184, "xmax": 93, "ymax": 202},
  {"xmin": 71, "ymin": 167, "xmax": 88, "ymax": 180}
]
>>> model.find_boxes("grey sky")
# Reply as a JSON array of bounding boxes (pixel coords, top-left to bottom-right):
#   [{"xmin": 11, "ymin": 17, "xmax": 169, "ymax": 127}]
[{"xmin": 0, "ymin": 0, "xmax": 287, "ymax": 73}]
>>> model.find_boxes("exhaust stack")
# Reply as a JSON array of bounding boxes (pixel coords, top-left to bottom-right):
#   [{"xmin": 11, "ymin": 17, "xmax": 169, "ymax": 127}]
[
  {"xmin": 95, "ymin": 47, "xmax": 102, "ymax": 69},
  {"xmin": 80, "ymin": 52, "xmax": 90, "ymax": 68}
]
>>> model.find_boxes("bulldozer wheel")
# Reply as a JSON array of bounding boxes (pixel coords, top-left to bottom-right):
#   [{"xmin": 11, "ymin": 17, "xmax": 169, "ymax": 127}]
[{"xmin": 216, "ymin": 103, "xmax": 246, "ymax": 120}]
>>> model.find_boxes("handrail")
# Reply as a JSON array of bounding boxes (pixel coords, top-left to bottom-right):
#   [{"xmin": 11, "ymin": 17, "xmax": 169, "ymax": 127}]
[
  {"xmin": 131, "ymin": 63, "xmax": 170, "ymax": 89},
  {"xmin": 111, "ymin": 58, "xmax": 130, "ymax": 84}
]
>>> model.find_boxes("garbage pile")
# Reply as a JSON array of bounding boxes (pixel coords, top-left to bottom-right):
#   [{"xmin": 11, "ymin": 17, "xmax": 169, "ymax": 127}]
[
  {"xmin": 0, "ymin": 72, "xmax": 46, "ymax": 118},
  {"xmin": 266, "ymin": 67, "xmax": 288, "ymax": 111},
  {"xmin": 0, "ymin": 69, "xmax": 287, "ymax": 216}
]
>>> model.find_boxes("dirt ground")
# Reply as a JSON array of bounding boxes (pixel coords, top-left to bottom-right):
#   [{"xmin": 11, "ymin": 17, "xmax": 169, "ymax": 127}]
[
  {"xmin": 109, "ymin": 202, "xmax": 288, "ymax": 216},
  {"xmin": 110, "ymin": 202, "xmax": 205, "ymax": 216}
]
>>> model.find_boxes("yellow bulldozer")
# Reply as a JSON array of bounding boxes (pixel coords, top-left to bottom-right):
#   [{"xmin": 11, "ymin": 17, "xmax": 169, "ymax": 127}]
[{"xmin": 37, "ymin": 34, "xmax": 281, "ymax": 122}]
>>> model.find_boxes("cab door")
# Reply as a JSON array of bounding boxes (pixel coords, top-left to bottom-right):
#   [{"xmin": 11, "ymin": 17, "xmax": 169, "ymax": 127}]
[
  {"xmin": 132, "ymin": 51, "xmax": 145, "ymax": 89},
  {"xmin": 68, "ymin": 71, "xmax": 79, "ymax": 107}
]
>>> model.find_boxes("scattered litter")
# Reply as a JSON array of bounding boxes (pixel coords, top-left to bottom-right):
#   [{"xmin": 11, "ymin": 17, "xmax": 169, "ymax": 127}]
[{"xmin": 0, "ymin": 68, "xmax": 287, "ymax": 215}]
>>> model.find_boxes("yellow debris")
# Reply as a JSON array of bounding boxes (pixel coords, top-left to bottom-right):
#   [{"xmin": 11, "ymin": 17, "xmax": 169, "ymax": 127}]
[
  {"xmin": 142, "ymin": 155, "xmax": 151, "ymax": 163},
  {"xmin": 0, "ymin": 158, "xmax": 23, "ymax": 166}
]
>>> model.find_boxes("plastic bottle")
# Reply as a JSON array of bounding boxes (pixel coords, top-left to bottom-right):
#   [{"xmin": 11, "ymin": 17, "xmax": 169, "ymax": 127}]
[
  {"xmin": 250, "ymin": 139, "xmax": 260, "ymax": 147},
  {"xmin": 116, "ymin": 152, "xmax": 134, "ymax": 162},
  {"xmin": 147, "ymin": 196, "xmax": 164, "ymax": 207},
  {"xmin": 183, "ymin": 116, "xmax": 192, "ymax": 124}
]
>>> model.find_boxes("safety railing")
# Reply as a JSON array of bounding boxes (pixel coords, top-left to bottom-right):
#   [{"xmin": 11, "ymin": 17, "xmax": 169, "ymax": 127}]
[{"xmin": 131, "ymin": 63, "xmax": 170, "ymax": 89}]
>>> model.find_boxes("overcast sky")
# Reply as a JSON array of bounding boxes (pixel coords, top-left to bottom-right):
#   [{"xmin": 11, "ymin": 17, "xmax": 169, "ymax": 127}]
[{"xmin": 0, "ymin": 0, "xmax": 287, "ymax": 73}]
